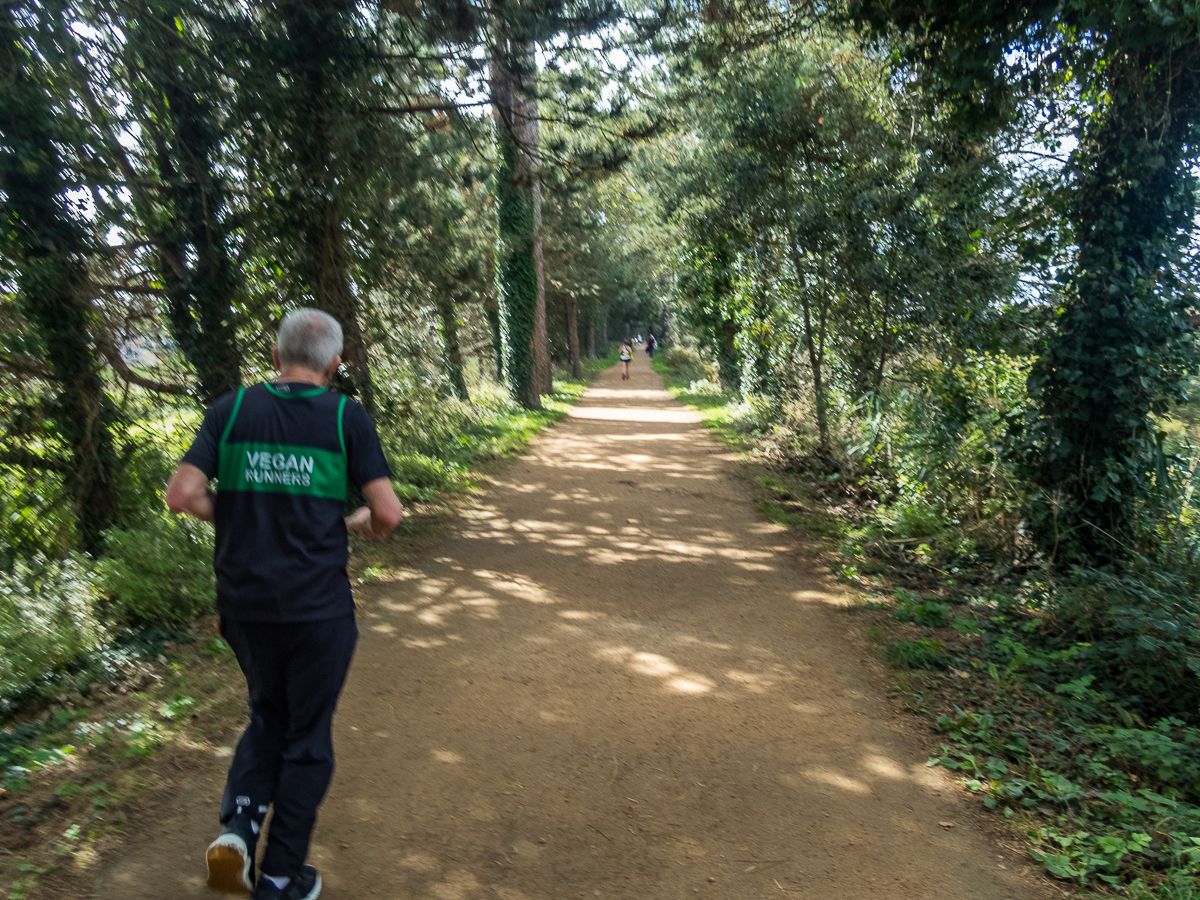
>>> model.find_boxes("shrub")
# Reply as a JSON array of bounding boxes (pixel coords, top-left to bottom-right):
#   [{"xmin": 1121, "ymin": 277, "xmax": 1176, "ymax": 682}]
[
  {"xmin": 659, "ymin": 345, "xmax": 716, "ymax": 384},
  {"xmin": 886, "ymin": 637, "xmax": 949, "ymax": 669},
  {"xmin": 0, "ymin": 554, "xmax": 107, "ymax": 703},
  {"xmin": 1040, "ymin": 567, "xmax": 1200, "ymax": 719},
  {"xmin": 100, "ymin": 510, "xmax": 215, "ymax": 627},
  {"xmin": 389, "ymin": 454, "xmax": 463, "ymax": 501},
  {"xmin": 895, "ymin": 596, "xmax": 952, "ymax": 628}
]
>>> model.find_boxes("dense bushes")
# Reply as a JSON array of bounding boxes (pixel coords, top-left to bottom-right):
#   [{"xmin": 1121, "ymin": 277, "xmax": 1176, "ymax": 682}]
[
  {"xmin": 0, "ymin": 555, "xmax": 107, "ymax": 703},
  {"xmin": 99, "ymin": 511, "xmax": 216, "ymax": 627}
]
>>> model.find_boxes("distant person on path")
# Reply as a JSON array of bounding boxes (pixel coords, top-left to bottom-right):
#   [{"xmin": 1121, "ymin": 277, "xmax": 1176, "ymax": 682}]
[
  {"xmin": 166, "ymin": 309, "xmax": 403, "ymax": 900},
  {"xmin": 645, "ymin": 332, "xmax": 657, "ymax": 358},
  {"xmin": 619, "ymin": 339, "xmax": 633, "ymax": 380}
]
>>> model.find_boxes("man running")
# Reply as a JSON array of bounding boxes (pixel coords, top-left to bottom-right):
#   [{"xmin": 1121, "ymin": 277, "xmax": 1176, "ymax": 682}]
[{"xmin": 166, "ymin": 309, "xmax": 403, "ymax": 900}]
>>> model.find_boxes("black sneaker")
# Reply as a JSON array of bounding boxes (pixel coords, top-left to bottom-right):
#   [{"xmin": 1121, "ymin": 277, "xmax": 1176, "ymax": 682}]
[
  {"xmin": 252, "ymin": 866, "xmax": 321, "ymax": 900},
  {"xmin": 205, "ymin": 813, "xmax": 258, "ymax": 895}
]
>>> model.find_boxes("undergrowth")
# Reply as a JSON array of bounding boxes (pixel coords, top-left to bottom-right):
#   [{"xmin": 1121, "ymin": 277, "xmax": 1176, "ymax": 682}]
[{"xmin": 665, "ymin": 348, "xmax": 1200, "ymax": 898}]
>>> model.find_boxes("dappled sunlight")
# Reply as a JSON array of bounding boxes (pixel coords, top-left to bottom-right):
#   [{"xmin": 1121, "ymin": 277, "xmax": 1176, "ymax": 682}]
[
  {"xmin": 567, "ymin": 407, "xmax": 702, "ymax": 424},
  {"xmin": 417, "ymin": 602, "xmax": 462, "ymax": 626},
  {"xmin": 790, "ymin": 701, "xmax": 828, "ymax": 715},
  {"xmin": 583, "ymin": 387, "xmax": 673, "ymax": 401},
  {"xmin": 862, "ymin": 754, "xmax": 908, "ymax": 780},
  {"xmin": 401, "ymin": 637, "xmax": 449, "ymax": 649},
  {"xmin": 349, "ymin": 368, "xmax": 969, "ymax": 832},
  {"xmin": 472, "ymin": 570, "xmax": 557, "ymax": 604},
  {"xmin": 797, "ymin": 768, "xmax": 874, "ymax": 795},
  {"xmin": 666, "ymin": 674, "xmax": 717, "ymax": 694},
  {"xmin": 724, "ymin": 670, "xmax": 773, "ymax": 693},
  {"xmin": 628, "ymin": 652, "xmax": 679, "ymax": 677},
  {"xmin": 791, "ymin": 588, "xmax": 845, "ymax": 606}
]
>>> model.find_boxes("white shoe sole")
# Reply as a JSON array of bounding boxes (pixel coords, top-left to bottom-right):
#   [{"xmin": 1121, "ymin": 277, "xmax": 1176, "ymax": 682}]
[{"xmin": 206, "ymin": 833, "xmax": 254, "ymax": 895}]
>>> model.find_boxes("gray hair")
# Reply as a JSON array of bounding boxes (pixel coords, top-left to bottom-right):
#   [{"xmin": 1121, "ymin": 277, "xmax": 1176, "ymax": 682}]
[{"xmin": 277, "ymin": 308, "xmax": 344, "ymax": 371}]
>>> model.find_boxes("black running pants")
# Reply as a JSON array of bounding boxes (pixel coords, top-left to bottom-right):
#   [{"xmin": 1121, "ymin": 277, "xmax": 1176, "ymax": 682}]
[{"xmin": 218, "ymin": 613, "xmax": 358, "ymax": 877}]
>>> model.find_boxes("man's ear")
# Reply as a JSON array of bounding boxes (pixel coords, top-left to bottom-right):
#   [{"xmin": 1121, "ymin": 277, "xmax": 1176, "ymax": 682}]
[
  {"xmin": 323, "ymin": 354, "xmax": 343, "ymax": 383},
  {"xmin": 272, "ymin": 346, "xmax": 281, "ymax": 371}
]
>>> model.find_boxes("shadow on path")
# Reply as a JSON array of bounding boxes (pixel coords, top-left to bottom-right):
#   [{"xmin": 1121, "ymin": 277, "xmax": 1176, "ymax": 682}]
[{"xmin": 96, "ymin": 351, "xmax": 1049, "ymax": 900}]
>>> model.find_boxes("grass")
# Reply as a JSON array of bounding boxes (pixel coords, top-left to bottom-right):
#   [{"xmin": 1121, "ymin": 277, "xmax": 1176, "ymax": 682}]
[{"xmin": 651, "ymin": 356, "xmax": 756, "ymax": 450}]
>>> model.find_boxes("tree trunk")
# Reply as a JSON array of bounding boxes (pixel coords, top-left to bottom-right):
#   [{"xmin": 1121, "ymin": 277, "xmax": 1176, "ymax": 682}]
[
  {"xmin": 586, "ymin": 306, "xmax": 596, "ymax": 359},
  {"xmin": 565, "ymin": 294, "xmax": 582, "ymax": 379},
  {"xmin": 524, "ymin": 77, "xmax": 553, "ymax": 397},
  {"xmin": 788, "ymin": 244, "xmax": 830, "ymax": 455},
  {"xmin": 491, "ymin": 23, "xmax": 542, "ymax": 409},
  {"xmin": 311, "ymin": 203, "xmax": 374, "ymax": 411},
  {"xmin": 1028, "ymin": 50, "xmax": 1198, "ymax": 562},
  {"xmin": 484, "ymin": 289, "xmax": 504, "ymax": 382},
  {"xmin": 436, "ymin": 294, "xmax": 471, "ymax": 401},
  {"xmin": 2, "ymin": 6, "xmax": 120, "ymax": 552},
  {"xmin": 26, "ymin": 258, "xmax": 121, "ymax": 554},
  {"xmin": 162, "ymin": 62, "xmax": 242, "ymax": 403}
]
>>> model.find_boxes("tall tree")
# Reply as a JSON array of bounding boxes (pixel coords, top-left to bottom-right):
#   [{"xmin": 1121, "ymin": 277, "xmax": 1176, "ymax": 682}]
[
  {"xmin": 849, "ymin": 0, "xmax": 1200, "ymax": 561},
  {"xmin": 1, "ymin": 2, "xmax": 121, "ymax": 553},
  {"xmin": 492, "ymin": 22, "xmax": 547, "ymax": 408}
]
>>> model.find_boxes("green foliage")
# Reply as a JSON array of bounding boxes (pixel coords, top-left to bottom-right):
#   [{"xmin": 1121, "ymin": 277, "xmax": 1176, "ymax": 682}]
[
  {"xmin": 1126, "ymin": 871, "xmax": 1200, "ymax": 900},
  {"xmin": 99, "ymin": 511, "xmax": 215, "ymax": 627},
  {"xmin": 0, "ymin": 555, "xmax": 107, "ymax": 705},
  {"xmin": 894, "ymin": 593, "xmax": 952, "ymax": 627},
  {"xmin": 1037, "ymin": 567, "xmax": 1200, "ymax": 719},
  {"xmin": 389, "ymin": 455, "xmax": 463, "ymax": 502},
  {"xmin": 885, "ymin": 637, "xmax": 948, "ymax": 669},
  {"xmin": 854, "ymin": 352, "xmax": 1032, "ymax": 559},
  {"xmin": 657, "ymin": 345, "xmax": 717, "ymax": 387},
  {"xmin": 848, "ymin": 0, "xmax": 1200, "ymax": 565}
]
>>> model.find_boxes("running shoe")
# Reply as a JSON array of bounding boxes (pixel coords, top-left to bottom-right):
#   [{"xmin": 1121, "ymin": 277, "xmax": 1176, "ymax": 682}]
[
  {"xmin": 205, "ymin": 813, "xmax": 257, "ymax": 895},
  {"xmin": 252, "ymin": 866, "xmax": 321, "ymax": 900}
]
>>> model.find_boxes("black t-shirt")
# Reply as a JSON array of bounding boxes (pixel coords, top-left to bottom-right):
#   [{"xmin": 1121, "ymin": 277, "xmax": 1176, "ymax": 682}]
[{"xmin": 182, "ymin": 382, "xmax": 392, "ymax": 623}]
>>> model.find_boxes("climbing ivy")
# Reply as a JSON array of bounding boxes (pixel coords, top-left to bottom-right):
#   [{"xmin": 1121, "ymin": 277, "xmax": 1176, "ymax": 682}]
[
  {"xmin": 848, "ymin": 0, "xmax": 1200, "ymax": 563},
  {"xmin": 1, "ymin": 2, "xmax": 122, "ymax": 553},
  {"xmin": 494, "ymin": 64, "xmax": 541, "ymax": 410}
]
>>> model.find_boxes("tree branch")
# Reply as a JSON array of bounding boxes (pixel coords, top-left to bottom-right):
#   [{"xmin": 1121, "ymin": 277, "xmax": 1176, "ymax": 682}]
[
  {"xmin": 97, "ymin": 337, "xmax": 192, "ymax": 396},
  {"xmin": 0, "ymin": 352, "xmax": 52, "ymax": 379}
]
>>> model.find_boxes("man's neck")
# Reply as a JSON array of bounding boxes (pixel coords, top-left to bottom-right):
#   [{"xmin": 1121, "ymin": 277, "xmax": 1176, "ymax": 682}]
[{"xmin": 274, "ymin": 365, "xmax": 327, "ymax": 387}]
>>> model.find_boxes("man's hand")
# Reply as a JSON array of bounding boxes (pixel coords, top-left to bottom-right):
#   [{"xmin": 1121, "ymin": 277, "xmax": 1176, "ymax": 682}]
[
  {"xmin": 345, "ymin": 477, "xmax": 404, "ymax": 541},
  {"xmin": 165, "ymin": 463, "xmax": 215, "ymax": 522},
  {"xmin": 345, "ymin": 505, "xmax": 377, "ymax": 539}
]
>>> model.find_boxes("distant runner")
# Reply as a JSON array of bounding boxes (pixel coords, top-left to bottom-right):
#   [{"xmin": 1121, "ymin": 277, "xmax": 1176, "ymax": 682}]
[{"xmin": 645, "ymin": 332, "xmax": 657, "ymax": 358}]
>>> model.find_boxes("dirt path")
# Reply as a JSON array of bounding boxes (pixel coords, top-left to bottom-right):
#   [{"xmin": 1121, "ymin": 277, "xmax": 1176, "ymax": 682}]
[{"xmin": 96, "ymin": 351, "xmax": 1052, "ymax": 900}]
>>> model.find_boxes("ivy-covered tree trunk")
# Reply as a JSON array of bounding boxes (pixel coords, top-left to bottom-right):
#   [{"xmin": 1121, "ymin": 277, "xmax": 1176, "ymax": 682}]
[
  {"xmin": 484, "ymin": 288, "xmax": 505, "ymax": 382},
  {"xmin": 492, "ymin": 24, "xmax": 549, "ymax": 409},
  {"xmin": 279, "ymin": 0, "xmax": 376, "ymax": 411},
  {"xmin": 1, "ymin": 4, "xmax": 120, "ymax": 553},
  {"xmin": 159, "ymin": 41, "xmax": 242, "ymax": 403},
  {"xmin": 1027, "ymin": 51, "xmax": 1200, "ymax": 561}
]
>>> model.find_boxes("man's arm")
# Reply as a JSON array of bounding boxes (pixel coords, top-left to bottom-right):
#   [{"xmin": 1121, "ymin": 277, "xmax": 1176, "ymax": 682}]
[
  {"xmin": 345, "ymin": 476, "xmax": 403, "ymax": 540},
  {"xmin": 165, "ymin": 463, "xmax": 216, "ymax": 522}
]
